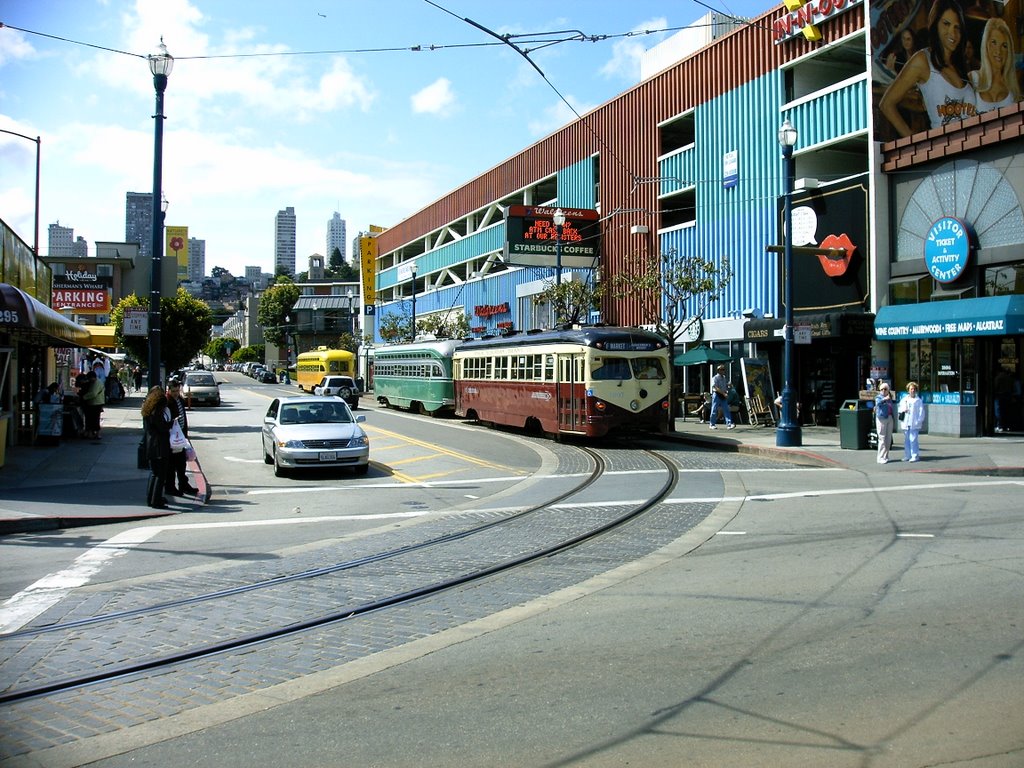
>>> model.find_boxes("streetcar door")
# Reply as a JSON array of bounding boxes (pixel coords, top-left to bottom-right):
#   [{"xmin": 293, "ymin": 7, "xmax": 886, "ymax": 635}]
[{"xmin": 556, "ymin": 353, "xmax": 584, "ymax": 431}]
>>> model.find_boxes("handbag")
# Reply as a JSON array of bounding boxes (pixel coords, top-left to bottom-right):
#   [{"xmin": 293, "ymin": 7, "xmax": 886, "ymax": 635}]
[{"xmin": 169, "ymin": 420, "xmax": 188, "ymax": 453}]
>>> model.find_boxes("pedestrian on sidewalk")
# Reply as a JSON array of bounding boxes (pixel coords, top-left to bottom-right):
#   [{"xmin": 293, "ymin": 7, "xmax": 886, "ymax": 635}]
[
  {"xmin": 142, "ymin": 385, "xmax": 172, "ymax": 509},
  {"xmin": 164, "ymin": 378, "xmax": 199, "ymax": 497},
  {"xmin": 80, "ymin": 370, "xmax": 105, "ymax": 439},
  {"xmin": 898, "ymin": 381, "xmax": 926, "ymax": 462},
  {"xmin": 708, "ymin": 365, "xmax": 736, "ymax": 430},
  {"xmin": 875, "ymin": 382, "xmax": 895, "ymax": 464}
]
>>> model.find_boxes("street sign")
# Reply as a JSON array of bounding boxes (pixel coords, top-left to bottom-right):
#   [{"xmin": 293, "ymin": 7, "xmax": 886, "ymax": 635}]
[{"xmin": 123, "ymin": 309, "xmax": 147, "ymax": 336}]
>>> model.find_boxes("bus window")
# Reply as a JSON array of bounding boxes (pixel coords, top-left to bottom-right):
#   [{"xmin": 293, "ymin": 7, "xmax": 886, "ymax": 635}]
[
  {"xmin": 591, "ymin": 357, "xmax": 631, "ymax": 381},
  {"xmin": 632, "ymin": 357, "xmax": 666, "ymax": 380}
]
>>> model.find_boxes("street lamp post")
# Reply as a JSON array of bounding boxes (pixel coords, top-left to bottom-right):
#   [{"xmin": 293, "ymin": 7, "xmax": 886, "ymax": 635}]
[
  {"xmin": 776, "ymin": 119, "xmax": 802, "ymax": 447},
  {"xmin": 311, "ymin": 304, "xmax": 318, "ymax": 349},
  {"xmin": 346, "ymin": 288, "xmax": 355, "ymax": 337},
  {"xmin": 409, "ymin": 263, "xmax": 418, "ymax": 342},
  {"xmin": 0, "ymin": 128, "xmax": 41, "ymax": 256},
  {"xmin": 552, "ymin": 208, "xmax": 565, "ymax": 286},
  {"xmin": 147, "ymin": 38, "xmax": 173, "ymax": 389}
]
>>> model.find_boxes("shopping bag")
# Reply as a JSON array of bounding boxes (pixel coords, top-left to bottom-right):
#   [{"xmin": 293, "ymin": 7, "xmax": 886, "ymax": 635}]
[{"xmin": 169, "ymin": 421, "xmax": 187, "ymax": 452}]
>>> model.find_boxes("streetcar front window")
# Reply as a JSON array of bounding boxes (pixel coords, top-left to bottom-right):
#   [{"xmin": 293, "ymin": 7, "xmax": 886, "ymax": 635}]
[
  {"xmin": 591, "ymin": 357, "xmax": 631, "ymax": 381},
  {"xmin": 632, "ymin": 357, "xmax": 666, "ymax": 380}
]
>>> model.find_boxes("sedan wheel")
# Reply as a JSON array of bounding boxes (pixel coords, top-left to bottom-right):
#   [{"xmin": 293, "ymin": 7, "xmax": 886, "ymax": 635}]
[
  {"xmin": 354, "ymin": 462, "xmax": 369, "ymax": 476},
  {"xmin": 273, "ymin": 448, "xmax": 287, "ymax": 477}
]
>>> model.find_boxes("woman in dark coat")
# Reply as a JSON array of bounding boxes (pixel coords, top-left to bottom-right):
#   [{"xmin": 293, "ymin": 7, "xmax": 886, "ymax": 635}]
[{"xmin": 141, "ymin": 385, "xmax": 172, "ymax": 509}]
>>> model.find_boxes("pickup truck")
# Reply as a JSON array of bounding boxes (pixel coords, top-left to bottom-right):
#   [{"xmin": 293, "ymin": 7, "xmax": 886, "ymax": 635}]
[{"xmin": 312, "ymin": 375, "xmax": 360, "ymax": 409}]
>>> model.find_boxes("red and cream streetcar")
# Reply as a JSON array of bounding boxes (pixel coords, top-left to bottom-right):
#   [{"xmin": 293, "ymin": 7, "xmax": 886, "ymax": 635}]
[{"xmin": 453, "ymin": 326, "xmax": 671, "ymax": 438}]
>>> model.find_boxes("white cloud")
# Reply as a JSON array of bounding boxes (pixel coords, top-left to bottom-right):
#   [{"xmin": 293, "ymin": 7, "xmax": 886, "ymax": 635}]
[
  {"xmin": 0, "ymin": 26, "xmax": 36, "ymax": 67},
  {"xmin": 600, "ymin": 17, "xmax": 668, "ymax": 81},
  {"xmin": 410, "ymin": 78, "xmax": 456, "ymax": 115}
]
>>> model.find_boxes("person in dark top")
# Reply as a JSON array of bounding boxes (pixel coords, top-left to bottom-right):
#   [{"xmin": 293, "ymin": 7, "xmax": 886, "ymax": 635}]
[
  {"xmin": 164, "ymin": 378, "xmax": 198, "ymax": 496},
  {"xmin": 141, "ymin": 385, "xmax": 172, "ymax": 509}
]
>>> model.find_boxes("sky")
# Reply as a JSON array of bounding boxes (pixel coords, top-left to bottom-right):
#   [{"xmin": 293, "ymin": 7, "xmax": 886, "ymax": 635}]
[{"xmin": 1, "ymin": 0, "xmax": 774, "ymax": 279}]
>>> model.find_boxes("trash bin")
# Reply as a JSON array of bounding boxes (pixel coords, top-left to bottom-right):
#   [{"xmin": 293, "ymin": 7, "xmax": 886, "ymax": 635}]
[{"xmin": 839, "ymin": 399, "xmax": 872, "ymax": 450}]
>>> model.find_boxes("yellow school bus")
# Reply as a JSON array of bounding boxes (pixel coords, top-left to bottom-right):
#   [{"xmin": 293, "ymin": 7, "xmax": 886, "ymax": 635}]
[{"xmin": 295, "ymin": 347, "xmax": 355, "ymax": 392}]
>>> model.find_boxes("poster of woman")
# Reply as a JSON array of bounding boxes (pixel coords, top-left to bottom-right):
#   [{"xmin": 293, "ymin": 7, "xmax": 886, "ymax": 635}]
[{"xmin": 872, "ymin": 0, "xmax": 1023, "ymax": 142}]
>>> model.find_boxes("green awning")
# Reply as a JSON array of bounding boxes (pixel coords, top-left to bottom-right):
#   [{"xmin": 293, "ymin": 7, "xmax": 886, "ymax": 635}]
[{"xmin": 875, "ymin": 295, "xmax": 1024, "ymax": 340}]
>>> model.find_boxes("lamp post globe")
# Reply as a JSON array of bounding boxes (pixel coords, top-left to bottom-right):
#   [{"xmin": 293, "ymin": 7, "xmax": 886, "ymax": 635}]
[
  {"xmin": 776, "ymin": 119, "xmax": 802, "ymax": 447},
  {"xmin": 147, "ymin": 38, "xmax": 173, "ymax": 389},
  {"xmin": 552, "ymin": 208, "xmax": 566, "ymax": 287}
]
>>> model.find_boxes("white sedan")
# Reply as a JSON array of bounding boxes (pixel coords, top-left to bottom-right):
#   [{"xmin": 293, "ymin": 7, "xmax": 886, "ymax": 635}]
[{"xmin": 262, "ymin": 396, "xmax": 370, "ymax": 477}]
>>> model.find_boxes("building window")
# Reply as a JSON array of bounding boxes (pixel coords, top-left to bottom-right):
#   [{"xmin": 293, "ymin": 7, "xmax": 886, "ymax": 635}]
[
  {"xmin": 889, "ymin": 276, "xmax": 931, "ymax": 305},
  {"xmin": 984, "ymin": 263, "xmax": 1024, "ymax": 296},
  {"xmin": 659, "ymin": 111, "xmax": 695, "ymax": 155},
  {"xmin": 660, "ymin": 187, "xmax": 696, "ymax": 229}
]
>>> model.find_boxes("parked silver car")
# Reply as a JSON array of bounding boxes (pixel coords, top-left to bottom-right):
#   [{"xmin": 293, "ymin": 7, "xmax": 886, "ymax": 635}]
[{"xmin": 262, "ymin": 396, "xmax": 369, "ymax": 477}]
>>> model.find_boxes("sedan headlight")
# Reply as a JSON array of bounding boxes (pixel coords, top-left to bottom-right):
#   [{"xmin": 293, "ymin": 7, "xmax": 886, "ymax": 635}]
[
  {"xmin": 350, "ymin": 434, "xmax": 369, "ymax": 447},
  {"xmin": 281, "ymin": 439, "xmax": 305, "ymax": 448}
]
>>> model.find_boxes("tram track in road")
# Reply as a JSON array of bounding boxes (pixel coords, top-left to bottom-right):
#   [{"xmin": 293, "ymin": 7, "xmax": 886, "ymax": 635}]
[{"xmin": 0, "ymin": 446, "xmax": 680, "ymax": 708}]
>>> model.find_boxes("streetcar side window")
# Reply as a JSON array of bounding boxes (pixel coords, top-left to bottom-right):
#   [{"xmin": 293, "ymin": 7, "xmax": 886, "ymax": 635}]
[
  {"xmin": 632, "ymin": 357, "xmax": 666, "ymax": 380},
  {"xmin": 544, "ymin": 355, "xmax": 555, "ymax": 381},
  {"xmin": 591, "ymin": 356, "xmax": 631, "ymax": 381}
]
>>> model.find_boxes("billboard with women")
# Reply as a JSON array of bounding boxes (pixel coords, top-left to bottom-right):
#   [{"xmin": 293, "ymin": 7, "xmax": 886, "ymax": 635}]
[{"xmin": 872, "ymin": 0, "xmax": 1023, "ymax": 142}]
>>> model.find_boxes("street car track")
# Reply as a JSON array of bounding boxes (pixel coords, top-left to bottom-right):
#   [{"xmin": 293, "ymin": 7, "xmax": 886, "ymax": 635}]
[{"xmin": 0, "ymin": 447, "xmax": 680, "ymax": 705}]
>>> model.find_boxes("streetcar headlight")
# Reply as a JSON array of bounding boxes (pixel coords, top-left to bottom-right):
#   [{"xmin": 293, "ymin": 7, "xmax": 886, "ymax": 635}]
[
  {"xmin": 629, "ymin": 399, "xmax": 639, "ymax": 411},
  {"xmin": 594, "ymin": 400, "xmax": 607, "ymax": 412}
]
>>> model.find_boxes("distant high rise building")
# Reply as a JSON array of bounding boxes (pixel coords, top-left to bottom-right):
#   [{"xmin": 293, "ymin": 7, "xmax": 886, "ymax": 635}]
[
  {"xmin": 48, "ymin": 221, "xmax": 74, "ymax": 257},
  {"xmin": 327, "ymin": 212, "xmax": 347, "ymax": 266},
  {"xmin": 72, "ymin": 236, "xmax": 88, "ymax": 259},
  {"xmin": 275, "ymin": 206, "xmax": 296, "ymax": 276},
  {"xmin": 125, "ymin": 192, "xmax": 154, "ymax": 260},
  {"xmin": 188, "ymin": 237, "xmax": 206, "ymax": 281},
  {"xmin": 245, "ymin": 266, "xmax": 268, "ymax": 291}
]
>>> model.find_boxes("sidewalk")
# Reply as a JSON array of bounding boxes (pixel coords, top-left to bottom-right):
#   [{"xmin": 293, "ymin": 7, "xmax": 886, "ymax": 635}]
[
  {"xmin": 670, "ymin": 413, "xmax": 1024, "ymax": 474},
  {"xmin": 0, "ymin": 390, "xmax": 203, "ymax": 534},
  {"xmin": 1, "ymin": 399, "xmax": 1021, "ymax": 535}
]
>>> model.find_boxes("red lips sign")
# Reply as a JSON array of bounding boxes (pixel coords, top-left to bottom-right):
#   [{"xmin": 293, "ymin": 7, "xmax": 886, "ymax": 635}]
[{"xmin": 817, "ymin": 233, "xmax": 855, "ymax": 277}]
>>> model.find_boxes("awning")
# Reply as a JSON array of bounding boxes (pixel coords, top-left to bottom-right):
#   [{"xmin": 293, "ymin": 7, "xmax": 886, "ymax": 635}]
[
  {"xmin": 84, "ymin": 324, "xmax": 117, "ymax": 349},
  {"xmin": 875, "ymin": 295, "xmax": 1024, "ymax": 340},
  {"xmin": 743, "ymin": 312, "xmax": 875, "ymax": 343},
  {"xmin": 293, "ymin": 295, "xmax": 358, "ymax": 311},
  {"xmin": 0, "ymin": 283, "xmax": 92, "ymax": 348}
]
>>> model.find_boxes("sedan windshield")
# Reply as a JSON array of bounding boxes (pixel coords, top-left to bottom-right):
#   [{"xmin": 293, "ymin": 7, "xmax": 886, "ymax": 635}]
[
  {"xmin": 186, "ymin": 374, "xmax": 216, "ymax": 386},
  {"xmin": 279, "ymin": 403, "xmax": 352, "ymax": 425}
]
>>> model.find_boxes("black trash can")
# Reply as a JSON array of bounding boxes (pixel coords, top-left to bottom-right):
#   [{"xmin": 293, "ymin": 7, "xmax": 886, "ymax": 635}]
[{"xmin": 839, "ymin": 399, "xmax": 872, "ymax": 450}]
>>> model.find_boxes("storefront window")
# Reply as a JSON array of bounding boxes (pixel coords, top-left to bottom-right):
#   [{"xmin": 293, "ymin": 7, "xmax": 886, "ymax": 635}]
[{"xmin": 896, "ymin": 338, "xmax": 975, "ymax": 400}]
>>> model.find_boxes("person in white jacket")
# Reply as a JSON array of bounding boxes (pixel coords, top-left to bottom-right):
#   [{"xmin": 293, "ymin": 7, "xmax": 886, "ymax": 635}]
[{"xmin": 898, "ymin": 381, "xmax": 926, "ymax": 462}]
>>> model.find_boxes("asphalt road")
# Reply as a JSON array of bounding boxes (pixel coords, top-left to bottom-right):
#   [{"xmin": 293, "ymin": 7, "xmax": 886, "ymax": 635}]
[{"xmin": 2, "ymin": 377, "xmax": 1022, "ymax": 768}]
